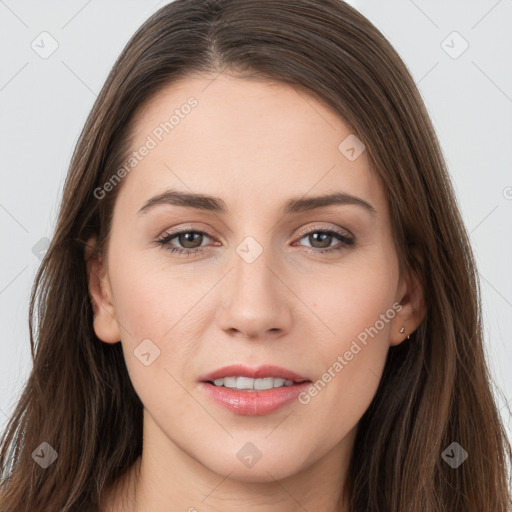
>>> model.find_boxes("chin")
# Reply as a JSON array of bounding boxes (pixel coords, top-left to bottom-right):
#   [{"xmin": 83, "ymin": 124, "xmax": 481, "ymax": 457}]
[{"xmin": 201, "ymin": 449, "xmax": 308, "ymax": 483}]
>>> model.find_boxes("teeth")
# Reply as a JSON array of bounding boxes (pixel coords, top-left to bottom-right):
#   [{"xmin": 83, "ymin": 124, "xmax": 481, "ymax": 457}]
[
  {"xmin": 222, "ymin": 376, "xmax": 237, "ymax": 388},
  {"xmin": 212, "ymin": 376, "xmax": 295, "ymax": 390}
]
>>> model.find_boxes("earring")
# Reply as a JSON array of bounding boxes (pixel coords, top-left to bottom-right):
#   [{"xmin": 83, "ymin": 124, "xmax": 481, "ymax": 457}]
[{"xmin": 399, "ymin": 326, "xmax": 410, "ymax": 340}]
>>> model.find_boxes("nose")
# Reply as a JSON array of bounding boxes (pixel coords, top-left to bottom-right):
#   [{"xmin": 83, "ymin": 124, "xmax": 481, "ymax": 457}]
[{"xmin": 216, "ymin": 243, "xmax": 293, "ymax": 340}]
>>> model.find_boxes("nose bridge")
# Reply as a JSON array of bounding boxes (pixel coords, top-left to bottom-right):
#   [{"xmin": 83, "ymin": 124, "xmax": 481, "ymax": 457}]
[
  {"xmin": 217, "ymin": 231, "xmax": 291, "ymax": 337},
  {"xmin": 232, "ymin": 232, "xmax": 278, "ymax": 304}
]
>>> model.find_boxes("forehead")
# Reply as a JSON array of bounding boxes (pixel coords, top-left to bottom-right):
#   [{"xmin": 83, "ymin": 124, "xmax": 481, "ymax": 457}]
[{"xmin": 115, "ymin": 74, "xmax": 384, "ymax": 217}]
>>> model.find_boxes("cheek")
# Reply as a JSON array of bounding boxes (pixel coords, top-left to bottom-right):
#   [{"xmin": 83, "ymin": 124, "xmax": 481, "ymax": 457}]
[
  {"xmin": 296, "ymin": 254, "xmax": 397, "ymax": 423},
  {"xmin": 107, "ymin": 253, "xmax": 212, "ymax": 391},
  {"xmin": 109, "ymin": 258, "xmax": 206, "ymax": 419},
  {"xmin": 298, "ymin": 250, "xmax": 398, "ymax": 347},
  {"xmin": 109, "ymin": 252, "xmax": 209, "ymax": 340}
]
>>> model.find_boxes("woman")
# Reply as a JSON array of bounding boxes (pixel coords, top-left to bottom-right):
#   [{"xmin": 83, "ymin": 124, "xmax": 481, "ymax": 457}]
[{"xmin": 0, "ymin": 0, "xmax": 510, "ymax": 510}]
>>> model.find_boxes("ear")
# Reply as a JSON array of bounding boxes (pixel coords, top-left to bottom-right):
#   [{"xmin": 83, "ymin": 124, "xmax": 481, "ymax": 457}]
[
  {"xmin": 85, "ymin": 236, "xmax": 121, "ymax": 344},
  {"xmin": 389, "ymin": 258, "xmax": 426, "ymax": 347}
]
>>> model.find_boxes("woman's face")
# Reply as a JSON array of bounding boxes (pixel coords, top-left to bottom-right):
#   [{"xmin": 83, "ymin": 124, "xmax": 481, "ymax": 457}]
[{"xmin": 89, "ymin": 74, "xmax": 417, "ymax": 483}]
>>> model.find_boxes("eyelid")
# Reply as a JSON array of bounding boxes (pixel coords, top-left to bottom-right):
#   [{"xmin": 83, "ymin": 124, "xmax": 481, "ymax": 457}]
[
  {"xmin": 158, "ymin": 222, "xmax": 352, "ymax": 242},
  {"xmin": 295, "ymin": 223, "xmax": 353, "ymax": 239},
  {"xmin": 158, "ymin": 224, "xmax": 217, "ymax": 240},
  {"xmin": 155, "ymin": 225, "xmax": 219, "ymax": 252}
]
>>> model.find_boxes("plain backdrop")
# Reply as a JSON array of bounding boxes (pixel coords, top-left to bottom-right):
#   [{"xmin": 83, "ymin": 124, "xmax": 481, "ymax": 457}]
[{"xmin": 1, "ymin": 0, "xmax": 511, "ymax": 444}]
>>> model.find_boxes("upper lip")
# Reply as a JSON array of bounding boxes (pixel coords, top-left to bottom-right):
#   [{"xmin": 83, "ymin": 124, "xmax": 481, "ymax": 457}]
[{"xmin": 200, "ymin": 364, "xmax": 310, "ymax": 383}]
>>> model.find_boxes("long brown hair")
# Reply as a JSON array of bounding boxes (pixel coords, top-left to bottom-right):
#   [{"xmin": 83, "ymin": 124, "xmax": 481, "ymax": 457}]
[{"xmin": 1, "ymin": 1, "xmax": 510, "ymax": 510}]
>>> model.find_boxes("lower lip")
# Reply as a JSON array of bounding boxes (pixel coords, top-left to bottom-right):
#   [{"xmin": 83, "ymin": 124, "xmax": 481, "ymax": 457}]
[{"xmin": 199, "ymin": 381, "xmax": 311, "ymax": 416}]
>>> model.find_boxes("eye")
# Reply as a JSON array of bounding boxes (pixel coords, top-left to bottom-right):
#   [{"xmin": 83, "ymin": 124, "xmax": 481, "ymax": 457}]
[
  {"xmin": 155, "ymin": 225, "xmax": 355, "ymax": 257},
  {"xmin": 293, "ymin": 227, "xmax": 355, "ymax": 254},
  {"xmin": 156, "ymin": 229, "xmax": 214, "ymax": 257}
]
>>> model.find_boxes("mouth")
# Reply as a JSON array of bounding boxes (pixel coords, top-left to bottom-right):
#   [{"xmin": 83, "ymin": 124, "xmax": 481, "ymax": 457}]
[
  {"xmin": 204, "ymin": 376, "xmax": 309, "ymax": 391},
  {"xmin": 199, "ymin": 364, "xmax": 312, "ymax": 415},
  {"xmin": 199, "ymin": 363, "xmax": 311, "ymax": 388}
]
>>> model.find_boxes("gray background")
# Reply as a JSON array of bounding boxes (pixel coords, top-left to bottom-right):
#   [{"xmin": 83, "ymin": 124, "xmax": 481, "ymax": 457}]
[{"xmin": 1, "ymin": 0, "xmax": 511, "ymax": 443}]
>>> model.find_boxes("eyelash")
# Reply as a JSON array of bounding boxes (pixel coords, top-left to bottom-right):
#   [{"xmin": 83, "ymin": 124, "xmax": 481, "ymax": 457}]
[{"xmin": 155, "ymin": 226, "xmax": 355, "ymax": 257}]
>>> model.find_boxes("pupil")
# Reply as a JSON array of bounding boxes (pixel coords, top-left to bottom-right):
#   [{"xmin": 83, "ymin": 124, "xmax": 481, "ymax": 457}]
[
  {"xmin": 311, "ymin": 232, "xmax": 331, "ymax": 248},
  {"xmin": 180, "ymin": 232, "xmax": 201, "ymax": 248}
]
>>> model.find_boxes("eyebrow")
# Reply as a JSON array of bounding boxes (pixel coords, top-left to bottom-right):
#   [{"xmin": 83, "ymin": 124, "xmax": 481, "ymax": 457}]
[{"xmin": 137, "ymin": 188, "xmax": 376, "ymax": 216}]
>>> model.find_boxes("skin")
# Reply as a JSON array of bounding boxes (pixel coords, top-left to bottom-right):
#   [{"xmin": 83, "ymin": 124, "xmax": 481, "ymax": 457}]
[{"xmin": 87, "ymin": 73, "xmax": 425, "ymax": 512}]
